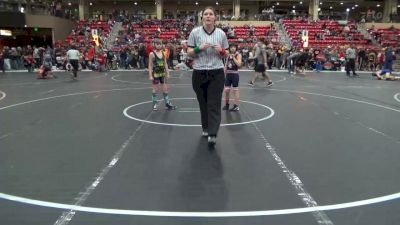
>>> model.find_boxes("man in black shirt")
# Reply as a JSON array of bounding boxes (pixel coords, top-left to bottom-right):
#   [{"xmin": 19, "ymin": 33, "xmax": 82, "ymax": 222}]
[
  {"xmin": 296, "ymin": 49, "xmax": 310, "ymax": 74},
  {"xmin": 138, "ymin": 44, "xmax": 147, "ymax": 69},
  {"xmin": 119, "ymin": 48, "xmax": 128, "ymax": 69},
  {"xmin": 357, "ymin": 48, "xmax": 366, "ymax": 71}
]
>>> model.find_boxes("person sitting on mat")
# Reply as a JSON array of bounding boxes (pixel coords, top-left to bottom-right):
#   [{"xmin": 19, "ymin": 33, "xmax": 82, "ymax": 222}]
[
  {"xmin": 38, "ymin": 53, "xmax": 56, "ymax": 79},
  {"xmin": 372, "ymin": 69, "xmax": 400, "ymax": 81}
]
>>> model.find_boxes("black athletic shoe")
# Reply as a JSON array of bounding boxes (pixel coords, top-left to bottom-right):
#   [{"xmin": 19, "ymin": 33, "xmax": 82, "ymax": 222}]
[
  {"xmin": 166, "ymin": 103, "xmax": 176, "ymax": 110},
  {"xmin": 230, "ymin": 105, "xmax": 239, "ymax": 111},
  {"xmin": 208, "ymin": 136, "xmax": 216, "ymax": 147},
  {"xmin": 222, "ymin": 104, "xmax": 229, "ymax": 110}
]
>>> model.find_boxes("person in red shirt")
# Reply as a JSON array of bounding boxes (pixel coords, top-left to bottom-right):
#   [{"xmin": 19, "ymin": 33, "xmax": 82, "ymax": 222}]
[
  {"xmin": 145, "ymin": 42, "xmax": 154, "ymax": 70},
  {"xmin": 377, "ymin": 50, "xmax": 385, "ymax": 70},
  {"xmin": 98, "ymin": 51, "xmax": 107, "ymax": 71},
  {"xmin": 87, "ymin": 47, "xmax": 95, "ymax": 62},
  {"xmin": 98, "ymin": 53, "xmax": 105, "ymax": 65},
  {"xmin": 24, "ymin": 55, "xmax": 36, "ymax": 72},
  {"xmin": 146, "ymin": 42, "xmax": 154, "ymax": 56}
]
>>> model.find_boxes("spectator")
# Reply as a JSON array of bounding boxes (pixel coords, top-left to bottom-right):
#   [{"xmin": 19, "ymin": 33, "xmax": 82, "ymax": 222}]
[
  {"xmin": 0, "ymin": 49, "xmax": 5, "ymax": 73},
  {"xmin": 384, "ymin": 46, "xmax": 395, "ymax": 70}
]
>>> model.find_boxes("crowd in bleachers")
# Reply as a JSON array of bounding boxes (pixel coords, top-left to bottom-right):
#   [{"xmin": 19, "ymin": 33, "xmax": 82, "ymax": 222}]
[
  {"xmin": 113, "ymin": 19, "xmax": 278, "ymax": 48},
  {"xmin": 283, "ymin": 19, "xmax": 373, "ymax": 49},
  {"xmin": 1, "ymin": 16, "xmax": 399, "ymax": 73},
  {"xmin": 0, "ymin": 0, "xmax": 78, "ymax": 20},
  {"xmin": 66, "ymin": 20, "xmax": 112, "ymax": 47},
  {"xmin": 0, "ymin": 45, "xmax": 54, "ymax": 71},
  {"xmin": 368, "ymin": 25, "xmax": 400, "ymax": 48},
  {"xmin": 50, "ymin": 17, "xmax": 283, "ymax": 71}
]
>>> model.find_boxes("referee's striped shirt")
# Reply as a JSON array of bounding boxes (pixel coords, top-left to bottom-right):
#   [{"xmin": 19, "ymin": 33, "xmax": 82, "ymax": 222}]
[{"xmin": 188, "ymin": 26, "xmax": 229, "ymax": 70}]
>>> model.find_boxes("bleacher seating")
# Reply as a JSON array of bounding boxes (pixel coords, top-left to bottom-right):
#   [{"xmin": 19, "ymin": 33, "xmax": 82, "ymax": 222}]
[
  {"xmin": 62, "ymin": 20, "xmax": 112, "ymax": 49},
  {"xmin": 282, "ymin": 19, "xmax": 376, "ymax": 50},
  {"xmin": 369, "ymin": 28, "xmax": 400, "ymax": 48},
  {"xmin": 117, "ymin": 21, "xmax": 280, "ymax": 50}
]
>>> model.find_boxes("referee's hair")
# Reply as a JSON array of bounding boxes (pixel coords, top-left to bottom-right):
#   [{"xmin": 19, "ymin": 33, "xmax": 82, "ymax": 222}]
[
  {"xmin": 202, "ymin": 6, "xmax": 216, "ymax": 16},
  {"xmin": 229, "ymin": 43, "xmax": 238, "ymax": 48}
]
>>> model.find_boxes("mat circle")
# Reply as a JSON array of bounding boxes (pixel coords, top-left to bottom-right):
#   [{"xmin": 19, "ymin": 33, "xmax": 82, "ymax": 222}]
[{"xmin": 123, "ymin": 97, "xmax": 275, "ymax": 127}]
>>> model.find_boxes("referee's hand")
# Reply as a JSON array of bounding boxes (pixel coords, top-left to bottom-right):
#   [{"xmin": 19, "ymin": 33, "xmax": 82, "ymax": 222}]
[
  {"xmin": 213, "ymin": 44, "xmax": 223, "ymax": 52},
  {"xmin": 200, "ymin": 43, "xmax": 212, "ymax": 51}
]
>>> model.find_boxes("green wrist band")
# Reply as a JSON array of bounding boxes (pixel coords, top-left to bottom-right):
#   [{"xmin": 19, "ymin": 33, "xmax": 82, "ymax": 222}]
[{"xmin": 194, "ymin": 46, "xmax": 202, "ymax": 54}]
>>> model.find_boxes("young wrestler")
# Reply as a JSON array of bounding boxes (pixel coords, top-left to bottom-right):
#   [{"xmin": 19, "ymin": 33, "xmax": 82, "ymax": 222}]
[
  {"xmin": 372, "ymin": 69, "xmax": 400, "ymax": 81},
  {"xmin": 148, "ymin": 39, "xmax": 176, "ymax": 111},
  {"xmin": 223, "ymin": 43, "xmax": 242, "ymax": 111}
]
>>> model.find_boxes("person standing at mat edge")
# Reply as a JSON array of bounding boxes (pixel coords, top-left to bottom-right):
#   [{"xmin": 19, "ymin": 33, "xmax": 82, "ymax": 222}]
[
  {"xmin": 148, "ymin": 39, "xmax": 176, "ymax": 111},
  {"xmin": 345, "ymin": 45, "xmax": 358, "ymax": 77},
  {"xmin": 0, "ymin": 49, "xmax": 5, "ymax": 73},
  {"xmin": 66, "ymin": 45, "xmax": 80, "ymax": 80},
  {"xmin": 223, "ymin": 43, "xmax": 242, "ymax": 111},
  {"xmin": 187, "ymin": 6, "xmax": 229, "ymax": 147},
  {"xmin": 249, "ymin": 38, "xmax": 273, "ymax": 87}
]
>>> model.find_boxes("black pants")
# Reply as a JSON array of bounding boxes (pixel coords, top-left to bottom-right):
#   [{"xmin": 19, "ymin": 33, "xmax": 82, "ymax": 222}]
[
  {"xmin": 346, "ymin": 58, "xmax": 356, "ymax": 75},
  {"xmin": 0, "ymin": 59, "xmax": 4, "ymax": 72},
  {"xmin": 34, "ymin": 57, "xmax": 41, "ymax": 68},
  {"xmin": 192, "ymin": 69, "xmax": 225, "ymax": 136},
  {"xmin": 70, "ymin": 59, "xmax": 79, "ymax": 77},
  {"xmin": 168, "ymin": 58, "xmax": 174, "ymax": 69},
  {"xmin": 357, "ymin": 57, "xmax": 365, "ymax": 70}
]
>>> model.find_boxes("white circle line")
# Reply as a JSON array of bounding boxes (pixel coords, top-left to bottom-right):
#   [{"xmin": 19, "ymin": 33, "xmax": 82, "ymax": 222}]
[
  {"xmin": 0, "ymin": 91, "xmax": 6, "ymax": 101},
  {"xmin": 0, "ymin": 87, "xmax": 399, "ymax": 216},
  {"xmin": 394, "ymin": 93, "xmax": 400, "ymax": 103},
  {"xmin": 122, "ymin": 98, "xmax": 275, "ymax": 127},
  {"xmin": 269, "ymin": 88, "xmax": 400, "ymax": 113},
  {"xmin": 0, "ymin": 192, "xmax": 399, "ymax": 217},
  {"xmin": 0, "ymin": 87, "xmax": 151, "ymax": 111},
  {"xmin": 274, "ymin": 76, "xmax": 287, "ymax": 83},
  {"xmin": 111, "ymin": 75, "xmax": 149, "ymax": 85},
  {"xmin": 0, "ymin": 74, "xmax": 107, "ymax": 87}
]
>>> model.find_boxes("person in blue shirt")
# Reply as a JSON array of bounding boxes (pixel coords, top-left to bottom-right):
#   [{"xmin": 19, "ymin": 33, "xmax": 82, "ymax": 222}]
[{"xmin": 372, "ymin": 69, "xmax": 399, "ymax": 81}]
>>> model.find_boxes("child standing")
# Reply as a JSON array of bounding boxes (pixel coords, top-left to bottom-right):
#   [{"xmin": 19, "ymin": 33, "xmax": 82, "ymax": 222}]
[
  {"xmin": 148, "ymin": 39, "xmax": 176, "ymax": 111},
  {"xmin": 223, "ymin": 43, "xmax": 242, "ymax": 111}
]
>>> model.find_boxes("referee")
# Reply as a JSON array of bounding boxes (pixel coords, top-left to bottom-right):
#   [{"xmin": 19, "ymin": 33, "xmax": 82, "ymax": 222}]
[
  {"xmin": 187, "ymin": 6, "xmax": 229, "ymax": 147},
  {"xmin": 66, "ymin": 45, "xmax": 80, "ymax": 80},
  {"xmin": 345, "ymin": 44, "xmax": 358, "ymax": 77}
]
